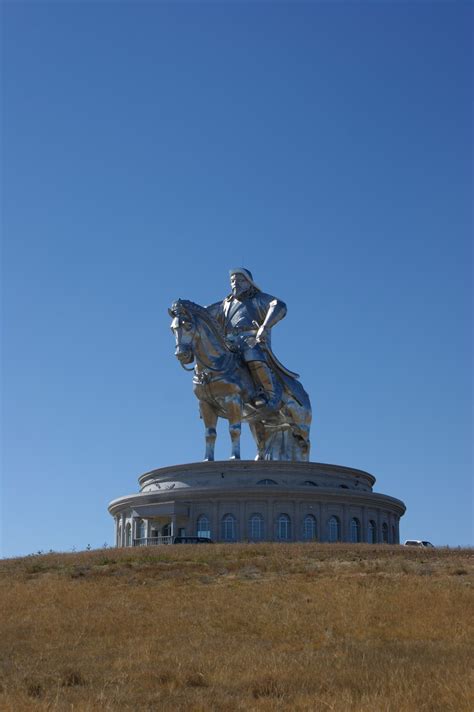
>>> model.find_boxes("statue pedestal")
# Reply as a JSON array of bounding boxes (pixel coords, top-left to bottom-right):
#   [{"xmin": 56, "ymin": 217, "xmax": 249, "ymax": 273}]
[{"xmin": 108, "ymin": 460, "xmax": 405, "ymax": 546}]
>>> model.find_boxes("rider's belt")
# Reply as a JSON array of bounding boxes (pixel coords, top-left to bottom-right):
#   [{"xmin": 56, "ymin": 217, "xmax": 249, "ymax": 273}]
[{"xmin": 228, "ymin": 327, "xmax": 258, "ymax": 336}]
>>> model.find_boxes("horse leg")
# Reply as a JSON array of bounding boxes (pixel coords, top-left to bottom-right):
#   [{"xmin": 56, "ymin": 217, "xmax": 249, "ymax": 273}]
[
  {"xmin": 283, "ymin": 399, "xmax": 312, "ymax": 461},
  {"xmin": 200, "ymin": 401, "xmax": 218, "ymax": 461},
  {"xmin": 225, "ymin": 396, "xmax": 242, "ymax": 460},
  {"xmin": 291, "ymin": 425, "xmax": 311, "ymax": 461},
  {"xmin": 250, "ymin": 421, "xmax": 267, "ymax": 460}
]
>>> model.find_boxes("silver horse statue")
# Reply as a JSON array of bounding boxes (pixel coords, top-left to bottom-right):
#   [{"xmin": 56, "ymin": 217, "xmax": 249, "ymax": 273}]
[{"xmin": 169, "ymin": 298, "xmax": 311, "ymax": 461}]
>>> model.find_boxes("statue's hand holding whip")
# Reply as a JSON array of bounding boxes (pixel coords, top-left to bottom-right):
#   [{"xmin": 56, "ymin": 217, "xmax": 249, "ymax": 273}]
[{"xmin": 253, "ymin": 320, "xmax": 267, "ymax": 345}]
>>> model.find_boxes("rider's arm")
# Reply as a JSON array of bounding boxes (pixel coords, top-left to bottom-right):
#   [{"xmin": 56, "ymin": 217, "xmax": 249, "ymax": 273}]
[{"xmin": 256, "ymin": 295, "xmax": 287, "ymax": 342}]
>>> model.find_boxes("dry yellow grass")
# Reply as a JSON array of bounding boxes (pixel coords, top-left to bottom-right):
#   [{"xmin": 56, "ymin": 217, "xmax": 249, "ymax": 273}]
[{"xmin": 0, "ymin": 544, "xmax": 472, "ymax": 711}]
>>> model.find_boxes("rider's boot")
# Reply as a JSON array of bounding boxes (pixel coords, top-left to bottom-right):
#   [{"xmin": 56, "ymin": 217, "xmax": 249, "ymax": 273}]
[{"xmin": 248, "ymin": 361, "xmax": 277, "ymax": 408}]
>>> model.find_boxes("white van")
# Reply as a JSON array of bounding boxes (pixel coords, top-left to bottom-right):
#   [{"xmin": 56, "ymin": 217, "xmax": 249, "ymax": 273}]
[{"xmin": 404, "ymin": 540, "xmax": 434, "ymax": 547}]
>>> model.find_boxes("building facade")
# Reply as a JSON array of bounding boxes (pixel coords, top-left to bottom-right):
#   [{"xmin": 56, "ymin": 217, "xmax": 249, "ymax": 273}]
[{"xmin": 108, "ymin": 460, "xmax": 406, "ymax": 546}]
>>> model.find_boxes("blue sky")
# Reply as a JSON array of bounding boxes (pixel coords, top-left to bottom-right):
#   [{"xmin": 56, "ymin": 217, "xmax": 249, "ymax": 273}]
[{"xmin": 2, "ymin": 1, "xmax": 472, "ymax": 556}]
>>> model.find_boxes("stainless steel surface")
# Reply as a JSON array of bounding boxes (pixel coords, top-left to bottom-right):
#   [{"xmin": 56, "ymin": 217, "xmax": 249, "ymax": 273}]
[{"xmin": 169, "ymin": 269, "xmax": 312, "ymax": 461}]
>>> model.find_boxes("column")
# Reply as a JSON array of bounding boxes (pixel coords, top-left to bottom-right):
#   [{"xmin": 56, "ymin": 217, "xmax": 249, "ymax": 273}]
[
  {"xmin": 270, "ymin": 500, "xmax": 276, "ymax": 541},
  {"xmin": 239, "ymin": 501, "xmax": 246, "ymax": 541},
  {"xmin": 316, "ymin": 502, "xmax": 323, "ymax": 542},
  {"xmin": 292, "ymin": 500, "xmax": 297, "ymax": 542},
  {"xmin": 120, "ymin": 513, "xmax": 126, "ymax": 547},
  {"xmin": 342, "ymin": 504, "xmax": 348, "ymax": 542},
  {"xmin": 264, "ymin": 499, "xmax": 270, "ymax": 541},
  {"xmin": 213, "ymin": 502, "xmax": 219, "ymax": 542},
  {"xmin": 189, "ymin": 502, "xmax": 195, "ymax": 536},
  {"xmin": 389, "ymin": 513, "xmax": 397, "ymax": 544},
  {"xmin": 376, "ymin": 510, "xmax": 382, "ymax": 543},
  {"xmin": 362, "ymin": 506, "xmax": 368, "ymax": 543},
  {"xmin": 170, "ymin": 514, "xmax": 177, "ymax": 540}
]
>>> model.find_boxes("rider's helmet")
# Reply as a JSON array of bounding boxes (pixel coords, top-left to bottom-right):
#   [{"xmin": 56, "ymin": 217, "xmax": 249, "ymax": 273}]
[{"xmin": 229, "ymin": 268, "xmax": 260, "ymax": 291}]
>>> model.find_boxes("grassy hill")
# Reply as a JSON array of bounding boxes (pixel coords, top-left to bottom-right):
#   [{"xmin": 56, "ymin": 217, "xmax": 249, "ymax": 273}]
[{"xmin": 1, "ymin": 544, "xmax": 472, "ymax": 711}]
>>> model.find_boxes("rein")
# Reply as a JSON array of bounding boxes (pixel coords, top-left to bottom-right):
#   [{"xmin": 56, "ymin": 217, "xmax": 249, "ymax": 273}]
[
  {"xmin": 180, "ymin": 352, "xmax": 233, "ymax": 377},
  {"xmin": 193, "ymin": 347, "xmax": 234, "ymax": 375}
]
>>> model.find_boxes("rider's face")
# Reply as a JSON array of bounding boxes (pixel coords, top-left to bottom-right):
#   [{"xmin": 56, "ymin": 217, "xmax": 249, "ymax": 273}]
[{"xmin": 230, "ymin": 273, "xmax": 251, "ymax": 297}]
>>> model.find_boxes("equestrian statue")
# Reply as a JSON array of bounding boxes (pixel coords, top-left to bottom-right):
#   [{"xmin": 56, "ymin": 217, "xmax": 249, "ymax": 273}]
[{"xmin": 169, "ymin": 268, "xmax": 312, "ymax": 461}]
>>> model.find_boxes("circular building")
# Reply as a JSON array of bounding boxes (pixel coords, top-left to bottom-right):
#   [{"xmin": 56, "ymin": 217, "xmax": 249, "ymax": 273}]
[{"xmin": 108, "ymin": 460, "xmax": 406, "ymax": 546}]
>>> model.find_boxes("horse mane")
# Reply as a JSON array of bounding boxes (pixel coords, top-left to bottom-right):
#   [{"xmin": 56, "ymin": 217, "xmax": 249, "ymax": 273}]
[{"xmin": 178, "ymin": 300, "xmax": 229, "ymax": 351}]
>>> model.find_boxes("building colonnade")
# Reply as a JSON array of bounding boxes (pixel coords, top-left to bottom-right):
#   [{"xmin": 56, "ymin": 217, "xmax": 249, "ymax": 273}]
[{"xmin": 114, "ymin": 504, "xmax": 400, "ymax": 546}]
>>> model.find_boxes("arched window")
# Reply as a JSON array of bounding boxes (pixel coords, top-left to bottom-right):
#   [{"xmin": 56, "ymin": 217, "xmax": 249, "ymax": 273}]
[
  {"xmin": 257, "ymin": 479, "xmax": 278, "ymax": 485},
  {"xmin": 125, "ymin": 523, "xmax": 132, "ymax": 547},
  {"xmin": 327, "ymin": 516, "xmax": 341, "ymax": 543},
  {"xmin": 221, "ymin": 514, "xmax": 237, "ymax": 541},
  {"xmin": 197, "ymin": 515, "xmax": 211, "ymax": 538},
  {"xmin": 302, "ymin": 480, "xmax": 318, "ymax": 486},
  {"xmin": 137, "ymin": 520, "xmax": 146, "ymax": 539},
  {"xmin": 350, "ymin": 517, "xmax": 361, "ymax": 543},
  {"xmin": 382, "ymin": 522, "xmax": 389, "ymax": 543},
  {"xmin": 303, "ymin": 514, "xmax": 317, "ymax": 540},
  {"xmin": 249, "ymin": 513, "xmax": 264, "ymax": 541},
  {"xmin": 277, "ymin": 514, "xmax": 291, "ymax": 541},
  {"xmin": 368, "ymin": 520, "xmax": 377, "ymax": 544}
]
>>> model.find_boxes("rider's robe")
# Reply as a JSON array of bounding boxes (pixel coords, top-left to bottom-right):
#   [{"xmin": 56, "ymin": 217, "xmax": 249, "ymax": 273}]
[{"xmin": 206, "ymin": 289, "xmax": 299, "ymax": 379}]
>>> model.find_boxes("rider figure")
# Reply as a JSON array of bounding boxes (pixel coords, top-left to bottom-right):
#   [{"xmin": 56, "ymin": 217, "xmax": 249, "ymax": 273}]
[{"xmin": 206, "ymin": 268, "xmax": 287, "ymax": 408}]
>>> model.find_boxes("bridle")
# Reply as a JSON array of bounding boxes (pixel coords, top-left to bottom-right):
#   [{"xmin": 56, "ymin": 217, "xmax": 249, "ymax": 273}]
[{"xmin": 173, "ymin": 309, "xmax": 234, "ymax": 375}]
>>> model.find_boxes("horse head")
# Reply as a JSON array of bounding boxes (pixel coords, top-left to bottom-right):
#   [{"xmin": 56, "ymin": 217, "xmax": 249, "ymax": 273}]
[
  {"xmin": 169, "ymin": 299, "xmax": 196, "ymax": 367},
  {"xmin": 169, "ymin": 299, "xmax": 231, "ymax": 372}
]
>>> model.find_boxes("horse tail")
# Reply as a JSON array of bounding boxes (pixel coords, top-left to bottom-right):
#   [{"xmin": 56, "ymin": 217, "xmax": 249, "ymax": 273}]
[{"xmin": 264, "ymin": 425, "xmax": 310, "ymax": 462}]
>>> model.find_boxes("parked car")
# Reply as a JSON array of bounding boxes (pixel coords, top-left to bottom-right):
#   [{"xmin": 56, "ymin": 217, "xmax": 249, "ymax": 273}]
[
  {"xmin": 173, "ymin": 536, "xmax": 213, "ymax": 544},
  {"xmin": 404, "ymin": 540, "xmax": 434, "ymax": 547}
]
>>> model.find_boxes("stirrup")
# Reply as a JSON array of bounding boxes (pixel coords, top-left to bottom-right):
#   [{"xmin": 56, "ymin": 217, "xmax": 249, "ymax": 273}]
[{"xmin": 254, "ymin": 391, "xmax": 275, "ymax": 408}]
